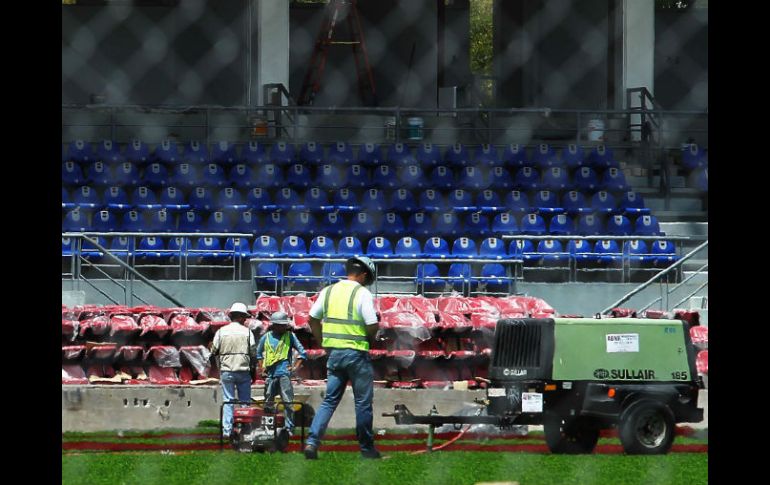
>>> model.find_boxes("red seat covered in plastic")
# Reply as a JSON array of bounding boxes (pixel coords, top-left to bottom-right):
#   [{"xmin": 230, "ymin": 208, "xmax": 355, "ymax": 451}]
[
  {"xmin": 109, "ymin": 314, "xmax": 140, "ymax": 338},
  {"xmin": 138, "ymin": 313, "xmax": 170, "ymax": 338},
  {"xmin": 255, "ymin": 294, "xmax": 285, "ymax": 314},
  {"xmin": 673, "ymin": 309, "xmax": 700, "ymax": 326},
  {"xmin": 179, "ymin": 345, "xmax": 213, "ymax": 377},
  {"xmin": 368, "ymin": 349, "xmax": 389, "ymax": 360},
  {"xmin": 197, "ymin": 307, "xmax": 231, "ymax": 334},
  {"xmin": 86, "ymin": 364, "xmax": 120, "ymax": 383},
  {"xmin": 149, "ymin": 366, "xmax": 181, "ymax": 385},
  {"xmin": 416, "ymin": 339, "xmax": 447, "ymax": 359},
  {"xmin": 610, "ymin": 308, "xmax": 637, "ymax": 318},
  {"xmin": 62, "ymin": 364, "xmax": 88, "ymax": 384},
  {"xmin": 387, "ymin": 350, "xmax": 416, "ymax": 368},
  {"xmin": 689, "ymin": 325, "xmax": 708, "ymax": 348},
  {"xmin": 436, "ymin": 312, "xmax": 472, "ymax": 330},
  {"xmin": 169, "ymin": 313, "xmax": 209, "ymax": 336},
  {"xmin": 79, "ymin": 315, "xmax": 111, "ymax": 338},
  {"xmin": 62, "ymin": 345, "xmax": 86, "ymax": 361},
  {"xmin": 292, "ymin": 312, "xmax": 311, "ymax": 332},
  {"xmin": 470, "ymin": 314, "xmax": 498, "ymax": 332},
  {"xmin": 116, "ymin": 346, "xmax": 143, "ymax": 362},
  {"xmin": 696, "ymin": 350, "xmax": 708, "ymax": 375},
  {"xmin": 87, "ymin": 343, "xmax": 117, "ymax": 361},
  {"xmin": 643, "ymin": 310, "xmax": 666, "ymax": 319}
]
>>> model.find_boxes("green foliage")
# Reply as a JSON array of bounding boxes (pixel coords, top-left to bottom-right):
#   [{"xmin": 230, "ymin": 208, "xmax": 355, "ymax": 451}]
[{"xmin": 470, "ymin": 0, "xmax": 493, "ymax": 76}]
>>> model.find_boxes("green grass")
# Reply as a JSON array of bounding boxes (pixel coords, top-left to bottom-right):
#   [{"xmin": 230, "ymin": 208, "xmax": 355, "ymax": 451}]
[{"xmin": 62, "ymin": 451, "xmax": 707, "ymax": 485}]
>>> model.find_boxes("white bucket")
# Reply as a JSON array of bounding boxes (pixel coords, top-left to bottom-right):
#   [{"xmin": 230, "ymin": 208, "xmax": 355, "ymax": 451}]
[
  {"xmin": 407, "ymin": 117, "xmax": 424, "ymax": 141},
  {"xmin": 385, "ymin": 117, "xmax": 396, "ymax": 142},
  {"xmin": 588, "ymin": 118, "xmax": 605, "ymax": 142}
]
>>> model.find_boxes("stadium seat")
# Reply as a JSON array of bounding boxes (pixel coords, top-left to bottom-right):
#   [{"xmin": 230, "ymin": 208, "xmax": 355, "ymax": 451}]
[
  {"xmin": 600, "ymin": 167, "xmax": 628, "ymax": 192},
  {"xmin": 520, "ymin": 213, "xmax": 547, "ymax": 235},
  {"xmin": 302, "ymin": 187, "xmax": 332, "ymax": 213},
  {"xmin": 96, "ymin": 140, "xmax": 124, "ymax": 163},
  {"xmin": 125, "ymin": 139, "xmax": 151, "ymax": 163},
  {"xmin": 86, "ymin": 161, "xmax": 111, "ymax": 187},
  {"xmin": 561, "ymin": 144, "xmax": 586, "ymax": 169},
  {"xmin": 280, "ymin": 235, "xmax": 308, "ymax": 257},
  {"xmin": 491, "ymin": 212, "xmax": 519, "ymax": 236},
  {"xmin": 474, "ymin": 190, "xmax": 503, "ymax": 213},
  {"xmin": 170, "ymin": 163, "xmax": 199, "ymax": 188},
  {"xmin": 229, "ymin": 164, "xmax": 260, "ymax": 190},
  {"xmin": 681, "ymin": 144, "xmax": 706, "ymax": 171},
  {"xmin": 459, "ymin": 166, "xmax": 488, "ymax": 190},
  {"xmin": 178, "ymin": 210, "xmax": 204, "ymax": 233},
  {"xmin": 634, "ymin": 215, "xmax": 661, "ymax": 236},
  {"xmin": 464, "ymin": 213, "xmax": 490, "ymax": 238},
  {"xmin": 416, "ymin": 263, "xmax": 445, "ymax": 291},
  {"xmin": 390, "ymin": 189, "xmax": 418, "ymax": 212},
  {"xmin": 233, "ymin": 210, "xmax": 260, "ymax": 235},
  {"xmin": 357, "ymin": 143, "xmax": 382, "ymax": 166},
  {"xmin": 372, "ymin": 164, "xmax": 400, "ymax": 189},
  {"xmin": 448, "ymin": 189, "xmax": 476, "ymax": 212},
  {"xmin": 255, "ymin": 262, "xmax": 282, "ymax": 288},
  {"xmin": 148, "ymin": 209, "xmax": 175, "ymax": 232},
  {"xmin": 532, "ymin": 143, "xmax": 558, "ymax": 168},
  {"xmin": 360, "ymin": 188, "xmax": 387, "ymax": 212},
  {"xmin": 588, "ymin": 145, "xmax": 615, "ymax": 168},
  {"xmin": 444, "ymin": 143, "xmax": 470, "ymax": 167},
  {"xmin": 625, "ymin": 240, "xmax": 653, "ymax": 266},
  {"xmin": 328, "ymin": 141, "xmax": 354, "ymax": 165},
  {"xmin": 323, "ymin": 262, "xmax": 347, "ymax": 283},
  {"xmin": 136, "ymin": 236, "xmax": 166, "ymax": 260},
  {"xmin": 478, "ymin": 263, "xmax": 508, "ymax": 292},
  {"xmin": 224, "ymin": 236, "xmax": 251, "ymax": 260},
  {"xmin": 346, "ymin": 164, "xmax": 370, "ymax": 188},
  {"xmin": 474, "ymin": 144, "xmax": 502, "ymax": 167},
  {"xmin": 73, "ymin": 185, "xmax": 101, "ymax": 209},
  {"xmin": 606, "ymin": 214, "xmax": 632, "ymax": 236},
  {"xmin": 533, "ymin": 190, "xmax": 563, "ymax": 215},
  {"xmin": 503, "ymin": 190, "xmax": 531, "ymax": 214},
  {"xmin": 381, "ymin": 212, "xmax": 406, "ymax": 238},
  {"xmin": 210, "ymin": 141, "xmax": 238, "ymax": 166},
  {"xmin": 509, "ymin": 239, "xmax": 539, "ymax": 264},
  {"xmin": 112, "ymin": 162, "xmax": 142, "ymax": 187},
  {"xmin": 416, "ymin": 143, "xmax": 441, "ymax": 168},
  {"xmin": 81, "ymin": 236, "xmax": 107, "ymax": 261},
  {"xmin": 573, "ymin": 167, "xmax": 600, "ymax": 192},
  {"xmin": 488, "ymin": 166, "xmax": 514, "ymax": 190},
  {"xmin": 429, "ymin": 165, "xmax": 456, "ymax": 190},
  {"xmin": 205, "ymin": 211, "xmax": 234, "ymax": 233},
  {"xmin": 620, "ymin": 191, "xmax": 650, "ymax": 216},
  {"xmin": 422, "ymin": 237, "xmax": 450, "ymax": 258},
  {"xmin": 309, "ymin": 235, "xmax": 335, "ymax": 257},
  {"xmin": 366, "ymin": 236, "xmax": 394, "ymax": 258},
  {"xmin": 154, "ymin": 140, "xmax": 181, "ymax": 164},
  {"xmin": 562, "ymin": 191, "xmax": 591, "ymax": 216},
  {"xmin": 140, "ymin": 162, "xmax": 167, "ymax": 189},
  {"xmin": 593, "ymin": 240, "xmax": 623, "ymax": 265},
  {"xmin": 252, "ymin": 235, "xmax": 279, "ymax": 257},
  {"xmin": 447, "ymin": 263, "xmax": 473, "ymax": 291},
  {"xmin": 576, "ymin": 214, "xmax": 603, "ymax": 235},
  {"xmin": 349, "ymin": 211, "xmax": 381, "ymax": 238},
  {"xmin": 269, "ymin": 141, "xmax": 296, "ymax": 165},
  {"xmin": 254, "ymin": 163, "xmax": 283, "ymax": 188},
  {"xmin": 399, "ymin": 164, "xmax": 427, "ymax": 189},
  {"xmin": 243, "ymin": 141, "xmax": 269, "ymax": 164},
  {"xmin": 192, "ymin": 237, "xmax": 225, "ymax": 261},
  {"xmin": 68, "ymin": 139, "xmax": 94, "ymax": 163},
  {"xmin": 651, "ymin": 240, "xmax": 678, "ymax": 266},
  {"xmin": 188, "ymin": 187, "xmax": 215, "ymax": 211},
  {"xmin": 568, "ymin": 240, "xmax": 593, "ymax": 263},
  {"xmin": 434, "ymin": 212, "xmax": 461, "ymax": 238},
  {"xmin": 541, "ymin": 166, "xmax": 570, "ymax": 191},
  {"xmin": 479, "ymin": 237, "xmax": 508, "ymax": 260},
  {"xmin": 319, "ymin": 212, "xmax": 347, "ymax": 238},
  {"xmin": 513, "ymin": 167, "xmax": 541, "ymax": 191},
  {"xmin": 121, "ymin": 210, "xmax": 146, "ymax": 232},
  {"xmin": 62, "ymin": 187, "xmax": 75, "ymax": 210},
  {"xmin": 288, "ymin": 211, "xmax": 318, "ymax": 238},
  {"xmin": 548, "ymin": 214, "xmax": 574, "ymax": 235},
  {"xmin": 110, "ymin": 236, "xmax": 136, "ymax": 259},
  {"xmin": 276, "ymin": 187, "xmax": 305, "ymax": 211},
  {"xmin": 591, "ymin": 191, "xmax": 618, "ymax": 215},
  {"xmin": 386, "ymin": 143, "xmax": 416, "ymax": 166},
  {"xmin": 91, "ymin": 210, "xmax": 119, "ymax": 232},
  {"xmin": 62, "ymin": 161, "xmax": 86, "ymax": 186},
  {"xmin": 407, "ymin": 212, "xmax": 433, "ymax": 238},
  {"xmin": 217, "ymin": 188, "xmax": 247, "ymax": 210},
  {"xmin": 168, "ymin": 237, "xmax": 192, "ymax": 261},
  {"xmin": 183, "ymin": 141, "xmax": 210, "ymax": 164},
  {"xmin": 318, "ymin": 164, "xmax": 345, "ymax": 190},
  {"xmin": 419, "ymin": 189, "xmax": 448, "ymax": 212},
  {"xmin": 394, "ymin": 237, "xmax": 421, "ymax": 258},
  {"xmin": 502, "ymin": 144, "xmax": 531, "ymax": 169},
  {"xmin": 537, "ymin": 239, "xmax": 567, "ymax": 264},
  {"xmin": 200, "ymin": 163, "xmax": 228, "ymax": 188},
  {"xmin": 299, "ymin": 141, "xmax": 324, "ymax": 166},
  {"xmin": 246, "ymin": 187, "xmax": 275, "ymax": 211},
  {"xmin": 337, "ymin": 236, "xmax": 364, "ymax": 257},
  {"xmin": 451, "ymin": 237, "xmax": 477, "ymax": 259}
]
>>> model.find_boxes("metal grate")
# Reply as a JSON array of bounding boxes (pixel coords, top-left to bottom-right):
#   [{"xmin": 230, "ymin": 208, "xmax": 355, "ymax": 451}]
[{"xmin": 492, "ymin": 320, "xmax": 542, "ymax": 369}]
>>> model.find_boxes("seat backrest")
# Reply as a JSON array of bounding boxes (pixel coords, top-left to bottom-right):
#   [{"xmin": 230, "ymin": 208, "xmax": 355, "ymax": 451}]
[
  {"xmin": 252, "ymin": 235, "xmax": 279, "ymax": 255},
  {"xmin": 367, "ymin": 236, "xmax": 393, "ymax": 255},
  {"xmin": 423, "ymin": 237, "xmax": 449, "ymax": 256},
  {"xmin": 395, "ymin": 237, "xmax": 421, "ymax": 256},
  {"xmin": 568, "ymin": 239, "xmax": 592, "ymax": 253},
  {"xmin": 452, "ymin": 237, "xmax": 477, "ymax": 256},
  {"xmin": 479, "ymin": 237, "xmax": 505, "ymax": 257},
  {"xmin": 281, "ymin": 235, "xmax": 308, "ymax": 254},
  {"xmin": 310, "ymin": 236, "xmax": 335, "ymax": 255},
  {"xmin": 337, "ymin": 236, "xmax": 363, "ymax": 256},
  {"xmin": 625, "ymin": 239, "xmax": 648, "ymax": 255},
  {"xmin": 537, "ymin": 239, "xmax": 563, "ymax": 253}
]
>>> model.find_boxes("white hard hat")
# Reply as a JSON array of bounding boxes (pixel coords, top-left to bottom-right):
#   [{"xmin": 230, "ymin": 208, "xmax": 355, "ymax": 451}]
[{"xmin": 228, "ymin": 302, "xmax": 250, "ymax": 318}]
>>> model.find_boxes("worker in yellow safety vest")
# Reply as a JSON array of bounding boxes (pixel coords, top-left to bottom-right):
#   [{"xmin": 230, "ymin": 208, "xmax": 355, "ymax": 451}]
[{"xmin": 303, "ymin": 256, "xmax": 382, "ymax": 460}]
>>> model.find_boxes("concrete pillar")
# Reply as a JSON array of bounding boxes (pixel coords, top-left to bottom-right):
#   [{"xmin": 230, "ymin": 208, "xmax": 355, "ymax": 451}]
[
  {"xmin": 619, "ymin": 0, "xmax": 655, "ymax": 140},
  {"xmin": 253, "ymin": 0, "xmax": 290, "ymax": 106}
]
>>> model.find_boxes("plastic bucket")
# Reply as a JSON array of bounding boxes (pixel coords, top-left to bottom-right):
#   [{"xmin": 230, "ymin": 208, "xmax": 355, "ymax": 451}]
[
  {"xmin": 252, "ymin": 117, "xmax": 267, "ymax": 138},
  {"xmin": 407, "ymin": 117, "xmax": 424, "ymax": 141},
  {"xmin": 588, "ymin": 118, "xmax": 605, "ymax": 142}
]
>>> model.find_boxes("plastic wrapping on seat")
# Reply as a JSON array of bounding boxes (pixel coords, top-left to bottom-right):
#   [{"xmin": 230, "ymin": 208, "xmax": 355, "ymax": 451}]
[
  {"xmin": 79, "ymin": 316, "xmax": 111, "ymax": 337},
  {"xmin": 170, "ymin": 314, "xmax": 210, "ymax": 335},
  {"xmin": 139, "ymin": 314, "xmax": 170, "ymax": 337},
  {"xmin": 116, "ymin": 346, "xmax": 143, "ymax": 362},
  {"xmin": 180, "ymin": 345, "xmax": 213, "ymax": 376},
  {"xmin": 255, "ymin": 294, "xmax": 286, "ymax": 313},
  {"xmin": 62, "ymin": 365, "xmax": 88, "ymax": 384},
  {"xmin": 436, "ymin": 297, "xmax": 471, "ymax": 314},
  {"xmin": 62, "ymin": 345, "xmax": 86, "ymax": 361},
  {"xmin": 696, "ymin": 350, "xmax": 708, "ymax": 375},
  {"xmin": 109, "ymin": 314, "xmax": 139, "ymax": 337},
  {"xmin": 386, "ymin": 349, "xmax": 417, "ymax": 368},
  {"xmin": 379, "ymin": 312, "xmax": 432, "ymax": 341},
  {"xmin": 86, "ymin": 343, "xmax": 117, "ymax": 361},
  {"xmin": 689, "ymin": 325, "xmax": 708, "ymax": 348},
  {"xmin": 436, "ymin": 312, "xmax": 471, "ymax": 330},
  {"xmin": 145, "ymin": 346, "xmax": 182, "ymax": 367}
]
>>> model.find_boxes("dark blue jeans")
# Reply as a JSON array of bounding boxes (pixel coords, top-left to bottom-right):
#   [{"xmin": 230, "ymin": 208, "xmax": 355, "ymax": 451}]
[{"xmin": 306, "ymin": 348, "xmax": 375, "ymax": 452}]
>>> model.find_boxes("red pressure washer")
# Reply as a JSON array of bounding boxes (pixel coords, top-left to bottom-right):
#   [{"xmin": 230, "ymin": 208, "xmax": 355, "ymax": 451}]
[{"xmin": 219, "ymin": 398, "xmax": 315, "ymax": 453}]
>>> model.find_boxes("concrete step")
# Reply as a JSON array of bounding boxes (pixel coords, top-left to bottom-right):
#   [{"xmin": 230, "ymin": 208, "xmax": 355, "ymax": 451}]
[{"xmin": 681, "ymin": 272, "xmax": 708, "ymax": 285}]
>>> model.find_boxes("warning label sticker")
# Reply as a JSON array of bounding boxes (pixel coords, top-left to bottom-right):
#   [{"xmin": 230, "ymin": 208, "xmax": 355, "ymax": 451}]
[
  {"xmin": 522, "ymin": 392, "xmax": 543, "ymax": 413},
  {"xmin": 606, "ymin": 333, "xmax": 640, "ymax": 353}
]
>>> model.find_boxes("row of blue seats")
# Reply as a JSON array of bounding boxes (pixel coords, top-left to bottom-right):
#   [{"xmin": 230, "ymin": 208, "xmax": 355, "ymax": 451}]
[
  {"xmin": 63, "ymin": 209, "xmax": 662, "ymax": 237},
  {"xmin": 64, "ymin": 235, "xmax": 677, "ymax": 266},
  {"xmin": 61, "ymin": 162, "xmax": 630, "ymax": 192},
  {"xmin": 63, "ymin": 140, "xmax": 625, "ymax": 168},
  {"xmin": 62, "ymin": 187, "xmax": 649, "ymax": 215}
]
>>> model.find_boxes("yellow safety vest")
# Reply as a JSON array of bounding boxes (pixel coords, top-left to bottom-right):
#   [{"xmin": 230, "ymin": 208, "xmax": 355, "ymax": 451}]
[
  {"xmin": 321, "ymin": 280, "xmax": 368, "ymax": 351},
  {"xmin": 263, "ymin": 332, "xmax": 291, "ymax": 368}
]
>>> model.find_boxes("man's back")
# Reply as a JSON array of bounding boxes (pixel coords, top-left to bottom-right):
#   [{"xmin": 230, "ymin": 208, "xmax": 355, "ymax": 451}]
[{"xmin": 212, "ymin": 322, "xmax": 254, "ymax": 372}]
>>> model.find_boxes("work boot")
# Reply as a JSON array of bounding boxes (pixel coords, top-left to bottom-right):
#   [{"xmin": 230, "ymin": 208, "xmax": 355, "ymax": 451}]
[
  {"xmin": 304, "ymin": 444, "xmax": 318, "ymax": 460},
  {"xmin": 361, "ymin": 448, "xmax": 382, "ymax": 459}
]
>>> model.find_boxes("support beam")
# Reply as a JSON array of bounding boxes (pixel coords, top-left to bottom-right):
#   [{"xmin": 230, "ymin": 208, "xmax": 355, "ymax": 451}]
[
  {"xmin": 254, "ymin": 0, "xmax": 290, "ymax": 106},
  {"xmin": 619, "ymin": 0, "xmax": 655, "ymax": 140}
]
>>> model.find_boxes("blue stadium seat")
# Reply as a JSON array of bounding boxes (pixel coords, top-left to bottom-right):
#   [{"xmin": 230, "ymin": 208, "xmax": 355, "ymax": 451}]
[
  {"xmin": 264, "ymin": 212, "xmax": 290, "ymax": 238},
  {"xmin": 561, "ymin": 144, "xmax": 586, "ymax": 169},
  {"xmin": 474, "ymin": 144, "xmax": 502, "ymax": 167},
  {"xmin": 358, "ymin": 143, "xmax": 382, "ymax": 167},
  {"xmin": 91, "ymin": 210, "xmax": 119, "ymax": 232},
  {"xmin": 360, "ymin": 188, "xmax": 387, "ymax": 212},
  {"xmin": 491, "ymin": 212, "xmax": 519, "ymax": 236},
  {"xmin": 102, "ymin": 186, "xmax": 131, "ymax": 210},
  {"xmin": 323, "ymin": 262, "xmax": 347, "ymax": 283},
  {"xmin": 318, "ymin": 164, "xmax": 345, "ymax": 190},
  {"xmin": 459, "ymin": 166, "xmax": 488, "ymax": 190},
  {"xmin": 418, "ymin": 189, "xmax": 448, "ymax": 212},
  {"xmin": 286, "ymin": 163, "xmax": 312, "ymax": 188},
  {"xmin": 62, "ymin": 162, "xmax": 86, "ymax": 186},
  {"xmin": 96, "ymin": 140, "xmax": 124, "ymax": 164},
  {"xmin": 143, "ymin": 162, "xmax": 170, "ymax": 189},
  {"xmin": 537, "ymin": 239, "xmax": 567, "ymax": 264},
  {"xmin": 532, "ymin": 143, "xmax": 558, "ymax": 168},
  {"xmin": 386, "ymin": 143, "xmax": 416, "ymax": 166},
  {"xmin": 73, "ymin": 186, "xmax": 101, "ymax": 209},
  {"xmin": 434, "ymin": 212, "xmax": 461, "ymax": 238},
  {"xmin": 337, "ymin": 236, "xmax": 364, "ymax": 257},
  {"xmin": 132, "ymin": 186, "xmax": 162, "ymax": 210},
  {"xmin": 224, "ymin": 236, "xmax": 252, "ymax": 259},
  {"xmin": 407, "ymin": 212, "xmax": 433, "ymax": 238},
  {"xmin": 304, "ymin": 187, "xmax": 333, "ymax": 212},
  {"xmin": 488, "ymin": 166, "xmax": 514, "ymax": 190},
  {"xmin": 444, "ymin": 143, "xmax": 470, "ymax": 167},
  {"xmin": 479, "ymin": 237, "xmax": 508, "ymax": 260},
  {"xmin": 502, "ymin": 144, "xmax": 531, "ymax": 169},
  {"xmin": 192, "ymin": 237, "xmax": 225, "ymax": 261},
  {"xmin": 168, "ymin": 237, "xmax": 192, "ymax": 262},
  {"xmin": 573, "ymin": 167, "xmax": 600, "ymax": 192},
  {"xmin": 276, "ymin": 188, "xmax": 306, "ymax": 211},
  {"xmin": 416, "ymin": 143, "xmax": 441, "ymax": 168},
  {"xmin": 504, "ymin": 190, "xmax": 531, "ymax": 214},
  {"xmin": 451, "ymin": 237, "xmax": 478, "ymax": 259},
  {"xmin": 68, "ymin": 140, "xmax": 94, "ymax": 163},
  {"xmin": 148, "ymin": 209, "xmax": 175, "ymax": 233},
  {"xmin": 399, "ymin": 164, "xmax": 426, "ymax": 189},
  {"xmin": 178, "ymin": 210, "xmax": 204, "ymax": 233},
  {"xmin": 448, "ymin": 189, "xmax": 476, "ymax": 212},
  {"xmin": 125, "ymin": 139, "xmax": 151, "ymax": 164},
  {"xmin": 533, "ymin": 190, "xmax": 563, "ymax": 215},
  {"xmin": 464, "ymin": 213, "xmax": 490, "ymax": 238},
  {"xmin": 81, "ymin": 236, "xmax": 107, "ymax": 262},
  {"xmin": 576, "ymin": 214, "xmax": 603, "ymax": 235},
  {"xmin": 600, "ymin": 168, "xmax": 628, "ymax": 192},
  {"xmin": 395, "ymin": 237, "xmax": 421, "ymax": 258},
  {"xmin": 509, "ymin": 239, "xmax": 540, "ymax": 264},
  {"xmin": 287, "ymin": 211, "xmax": 318, "ymax": 238},
  {"xmin": 568, "ymin": 240, "xmax": 593, "ymax": 263},
  {"xmin": 513, "ymin": 167, "xmax": 541, "ymax": 191},
  {"xmin": 591, "ymin": 191, "xmax": 618, "ymax": 215},
  {"xmin": 254, "ymin": 164, "xmax": 283, "ymax": 188},
  {"xmin": 242, "ymin": 141, "xmax": 269, "ymax": 165},
  {"xmin": 183, "ymin": 141, "xmax": 210, "ymax": 164},
  {"xmin": 154, "ymin": 140, "xmax": 181, "ymax": 164},
  {"xmin": 366, "ymin": 236, "xmax": 394, "ymax": 259},
  {"xmin": 62, "ymin": 207, "xmax": 91, "ymax": 232},
  {"xmin": 110, "ymin": 236, "xmax": 136, "ymax": 259},
  {"xmin": 349, "ymin": 211, "xmax": 381, "ymax": 238},
  {"xmin": 681, "ymin": 144, "xmax": 706, "ymax": 171},
  {"xmin": 606, "ymin": 214, "xmax": 632, "ymax": 236},
  {"xmin": 625, "ymin": 240, "xmax": 653, "ymax": 266},
  {"xmin": 136, "ymin": 236, "xmax": 165, "ymax": 260},
  {"xmin": 328, "ymin": 141, "xmax": 353, "ymax": 165},
  {"xmin": 62, "ymin": 187, "xmax": 75, "ymax": 210},
  {"xmin": 269, "ymin": 141, "xmax": 296, "ymax": 165},
  {"xmin": 255, "ymin": 262, "xmax": 282, "ymax": 287},
  {"xmin": 309, "ymin": 235, "xmax": 336, "ymax": 257},
  {"xmin": 548, "ymin": 214, "xmax": 574, "ymax": 235},
  {"xmin": 422, "ymin": 237, "xmax": 450, "ymax": 258},
  {"xmin": 200, "ymin": 163, "xmax": 228, "ymax": 188},
  {"xmin": 111, "ymin": 162, "xmax": 141, "ymax": 187},
  {"xmin": 300, "ymin": 142, "xmax": 325, "ymax": 166},
  {"xmin": 476, "ymin": 190, "xmax": 504, "ymax": 213},
  {"xmin": 593, "ymin": 240, "xmax": 623, "ymax": 265},
  {"xmin": 86, "ymin": 161, "xmax": 111, "ymax": 187},
  {"xmin": 372, "ymin": 164, "xmax": 399, "ymax": 189},
  {"xmin": 619, "ymin": 191, "xmax": 650, "ymax": 216},
  {"xmin": 319, "ymin": 213, "xmax": 347, "ymax": 238},
  {"xmin": 205, "ymin": 211, "xmax": 234, "ymax": 233},
  {"xmin": 211, "ymin": 141, "xmax": 238, "ymax": 166},
  {"xmin": 233, "ymin": 210, "xmax": 260, "ymax": 235},
  {"xmin": 479, "ymin": 263, "xmax": 507, "ymax": 291},
  {"xmin": 217, "ymin": 188, "xmax": 247, "ymax": 210},
  {"xmin": 390, "ymin": 189, "xmax": 418, "ymax": 212},
  {"xmin": 520, "ymin": 213, "xmax": 547, "ymax": 235},
  {"xmin": 447, "ymin": 263, "xmax": 473, "ymax": 291},
  {"xmin": 170, "ymin": 163, "xmax": 200, "ymax": 188},
  {"xmin": 429, "ymin": 165, "xmax": 455, "ymax": 190},
  {"xmin": 690, "ymin": 167, "xmax": 708, "ymax": 192},
  {"xmin": 562, "ymin": 191, "xmax": 591, "ymax": 216},
  {"xmin": 332, "ymin": 188, "xmax": 360, "ymax": 212},
  {"xmin": 229, "ymin": 164, "xmax": 260, "ymax": 190},
  {"xmin": 651, "ymin": 240, "xmax": 678, "ymax": 267},
  {"xmin": 246, "ymin": 187, "xmax": 275, "ymax": 211},
  {"xmin": 634, "ymin": 215, "xmax": 661, "ymax": 236},
  {"xmin": 416, "ymin": 263, "xmax": 445, "ymax": 291},
  {"xmin": 588, "ymin": 145, "xmax": 615, "ymax": 168},
  {"xmin": 189, "ymin": 187, "xmax": 215, "ymax": 211},
  {"xmin": 381, "ymin": 212, "xmax": 406, "ymax": 238},
  {"xmin": 252, "ymin": 235, "xmax": 279, "ymax": 257},
  {"xmin": 346, "ymin": 164, "xmax": 370, "ymax": 189},
  {"xmin": 280, "ymin": 235, "xmax": 308, "ymax": 257},
  {"xmin": 541, "ymin": 166, "xmax": 570, "ymax": 191}
]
